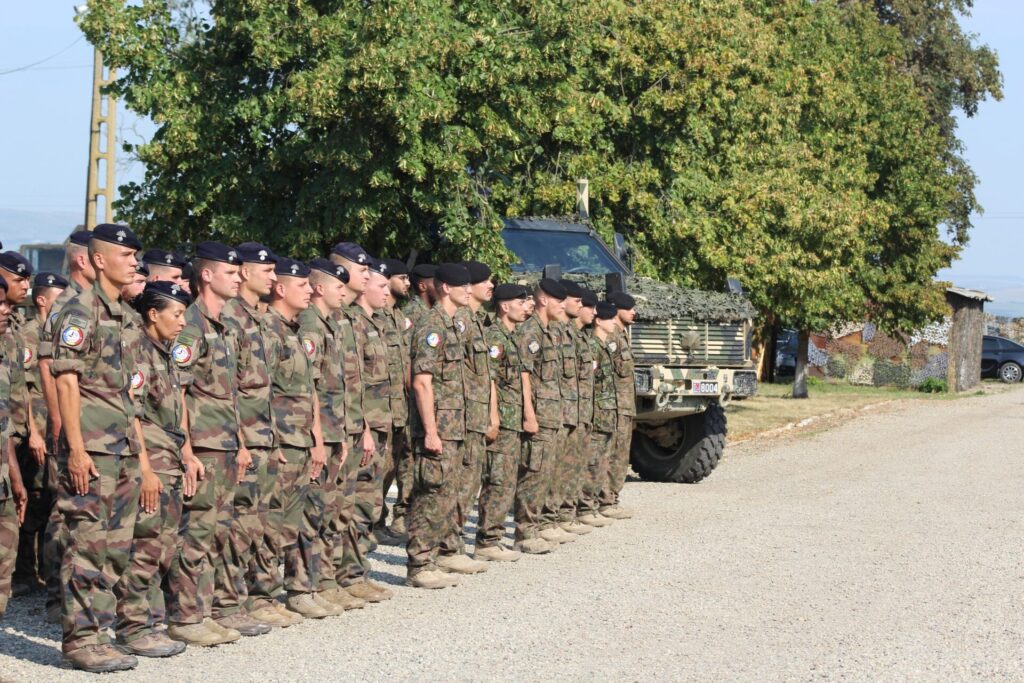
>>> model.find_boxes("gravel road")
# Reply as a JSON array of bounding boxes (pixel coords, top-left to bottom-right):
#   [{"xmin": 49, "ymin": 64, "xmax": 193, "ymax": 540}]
[{"xmin": 3, "ymin": 386, "xmax": 1023, "ymax": 682}]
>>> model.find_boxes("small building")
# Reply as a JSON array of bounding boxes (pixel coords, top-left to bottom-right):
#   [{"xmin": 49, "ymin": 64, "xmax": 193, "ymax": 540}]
[{"xmin": 945, "ymin": 286, "xmax": 992, "ymax": 392}]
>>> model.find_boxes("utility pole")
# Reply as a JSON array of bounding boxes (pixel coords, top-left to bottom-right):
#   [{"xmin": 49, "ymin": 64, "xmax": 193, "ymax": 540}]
[{"xmin": 77, "ymin": 4, "xmax": 117, "ymax": 229}]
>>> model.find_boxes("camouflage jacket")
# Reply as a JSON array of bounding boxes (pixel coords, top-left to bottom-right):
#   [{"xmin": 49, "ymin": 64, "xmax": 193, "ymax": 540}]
[
  {"xmin": 353, "ymin": 306, "xmax": 392, "ymax": 432},
  {"xmin": 517, "ymin": 314, "xmax": 563, "ymax": 430},
  {"xmin": 411, "ymin": 303, "xmax": 466, "ymax": 441},
  {"xmin": 222, "ymin": 297, "xmax": 275, "ymax": 449},
  {"xmin": 3, "ymin": 311, "xmax": 29, "ymax": 437},
  {"xmin": 39, "ymin": 279, "xmax": 84, "ymax": 361},
  {"xmin": 50, "ymin": 282, "xmax": 140, "ymax": 455},
  {"xmin": 609, "ymin": 328, "xmax": 636, "ymax": 417},
  {"xmin": 378, "ymin": 307, "xmax": 409, "ymax": 428},
  {"xmin": 298, "ymin": 304, "xmax": 346, "ymax": 444},
  {"xmin": 554, "ymin": 321, "xmax": 579, "ymax": 428},
  {"xmin": 173, "ymin": 298, "xmax": 240, "ymax": 452},
  {"xmin": 590, "ymin": 334, "xmax": 618, "ymax": 433},
  {"xmin": 569, "ymin": 322, "xmax": 595, "ymax": 427},
  {"xmin": 22, "ymin": 316, "xmax": 46, "ymax": 436},
  {"xmin": 0, "ymin": 342, "xmax": 11, "ymax": 496},
  {"xmin": 486, "ymin": 320, "xmax": 524, "ymax": 432},
  {"xmin": 458, "ymin": 307, "xmax": 492, "ymax": 434},
  {"xmin": 336, "ymin": 305, "xmax": 364, "ymax": 436},
  {"xmin": 403, "ymin": 296, "xmax": 431, "ymax": 336},
  {"xmin": 133, "ymin": 334, "xmax": 186, "ymax": 475},
  {"xmin": 265, "ymin": 306, "xmax": 316, "ymax": 448}
]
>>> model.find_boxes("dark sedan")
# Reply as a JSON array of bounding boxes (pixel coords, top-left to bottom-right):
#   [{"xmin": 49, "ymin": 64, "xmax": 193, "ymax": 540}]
[{"xmin": 981, "ymin": 335, "xmax": 1024, "ymax": 383}]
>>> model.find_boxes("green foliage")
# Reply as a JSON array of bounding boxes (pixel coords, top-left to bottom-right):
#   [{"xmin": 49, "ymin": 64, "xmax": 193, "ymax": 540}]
[
  {"xmin": 825, "ymin": 355, "xmax": 849, "ymax": 380},
  {"xmin": 917, "ymin": 377, "xmax": 947, "ymax": 393},
  {"xmin": 872, "ymin": 359, "xmax": 912, "ymax": 389}
]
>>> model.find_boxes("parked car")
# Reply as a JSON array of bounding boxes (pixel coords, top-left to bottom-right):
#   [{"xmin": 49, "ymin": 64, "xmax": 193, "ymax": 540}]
[{"xmin": 981, "ymin": 335, "xmax": 1024, "ymax": 383}]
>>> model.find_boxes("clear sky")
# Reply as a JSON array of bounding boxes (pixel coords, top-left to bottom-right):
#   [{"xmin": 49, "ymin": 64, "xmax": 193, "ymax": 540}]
[{"xmin": 1, "ymin": 2, "xmax": 1020, "ymax": 314}]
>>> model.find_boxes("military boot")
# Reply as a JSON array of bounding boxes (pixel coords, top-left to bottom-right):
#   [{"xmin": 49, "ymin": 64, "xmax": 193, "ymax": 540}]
[
  {"xmin": 65, "ymin": 644, "xmax": 138, "ymax": 673},
  {"xmin": 599, "ymin": 505, "xmax": 633, "ymax": 520},
  {"xmin": 389, "ymin": 515, "xmax": 408, "ymax": 536},
  {"xmin": 437, "ymin": 553, "xmax": 489, "ymax": 574},
  {"xmin": 578, "ymin": 512, "xmax": 613, "ymax": 527},
  {"xmin": 560, "ymin": 520, "xmax": 594, "ymax": 535},
  {"xmin": 273, "ymin": 602, "xmax": 305, "ymax": 625},
  {"xmin": 286, "ymin": 592, "xmax": 330, "ymax": 619},
  {"xmin": 540, "ymin": 527, "xmax": 577, "ymax": 544},
  {"xmin": 115, "ymin": 632, "xmax": 187, "ymax": 658},
  {"xmin": 45, "ymin": 602, "xmax": 61, "ymax": 624},
  {"xmin": 475, "ymin": 545, "xmax": 522, "ymax": 562},
  {"xmin": 375, "ymin": 526, "xmax": 406, "ymax": 546},
  {"xmin": 365, "ymin": 579, "xmax": 395, "ymax": 600},
  {"xmin": 215, "ymin": 613, "xmax": 272, "ymax": 636},
  {"xmin": 345, "ymin": 580, "xmax": 392, "ymax": 602},
  {"xmin": 321, "ymin": 587, "xmax": 367, "ymax": 610},
  {"xmin": 514, "ymin": 537, "xmax": 556, "ymax": 555},
  {"xmin": 202, "ymin": 617, "xmax": 242, "ymax": 642},
  {"xmin": 406, "ymin": 570, "xmax": 459, "ymax": 589},
  {"xmin": 312, "ymin": 592, "xmax": 346, "ymax": 616},
  {"xmin": 249, "ymin": 604, "xmax": 296, "ymax": 627},
  {"xmin": 167, "ymin": 621, "xmax": 232, "ymax": 647}
]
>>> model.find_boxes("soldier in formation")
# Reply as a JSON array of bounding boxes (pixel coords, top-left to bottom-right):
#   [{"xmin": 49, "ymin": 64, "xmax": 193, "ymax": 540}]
[{"xmin": 0, "ymin": 226, "xmax": 636, "ymax": 673}]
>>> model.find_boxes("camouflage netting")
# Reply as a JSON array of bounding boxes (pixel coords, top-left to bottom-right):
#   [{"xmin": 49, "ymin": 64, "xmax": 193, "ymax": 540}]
[{"xmin": 512, "ymin": 273, "xmax": 756, "ymax": 322}]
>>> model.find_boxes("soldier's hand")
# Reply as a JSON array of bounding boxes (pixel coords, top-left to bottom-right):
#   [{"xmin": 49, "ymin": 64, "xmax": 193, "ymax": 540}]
[
  {"xmin": 360, "ymin": 431, "xmax": 375, "ymax": 467},
  {"xmin": 182, "ymin": 456, "xmax": 204, "ymax": 498},
  {"xmin": 235, "ymin": 447, "xmax": 253, "ymax": 484},
  {"xmin": 48, "ymin": 415, "xmax": 62, "ymax": 453},
  {"xmin": 276, "ymin": 449, "xmax": 288, "ymax": 464},
  {"xmin": 486, "ymin": 422, "xmax": 499, "ymax": 443},
  {"xmin": 28, "ymin": 430, "xmax": 46, "ymax": 466},
  {"xmin": 424, "ymin": 432, "xmax": 443, "ymax": 455},
  {"xmin": 13, "ymin": 480, "xmax": 28, "ymax": 524},
  {"xmin": 68, "ymin": 449, "xmax": 97, "ymax": 496},
  {"xmin": 140, "ymin": 470, "xmax": 163, "ymax": 514},
  {"xmin": 339, "ymin": 440, "xmax": 349, "ymax": 466},
  {"xmin": 310, "ymin": 444, "xmax": 326, "ymax": 480},
  {"xmin": 522, "ymin": 416, "xmax": 539, "ymax": 435}
]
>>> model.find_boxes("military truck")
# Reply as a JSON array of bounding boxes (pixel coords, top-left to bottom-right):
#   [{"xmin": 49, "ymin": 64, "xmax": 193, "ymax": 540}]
[{"xmin": 501, "ymin": 213, "xmax": 757, "ymax": 483}]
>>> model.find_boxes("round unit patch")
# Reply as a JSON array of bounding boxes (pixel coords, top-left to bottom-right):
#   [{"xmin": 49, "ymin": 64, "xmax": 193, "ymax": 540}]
[
  {"xmin": 404, "ymin": 317, "xmax": 413, "ymax": 330},
  {"xmin": 527, "ymin": 340, "xmax": 540, "ymax": 354},
  {"xmin": 488, "ymin": 345, "xmax": 502, "ymax": 359},
  {"xmin": 131, "ymin": 372, "xmax": 144, "ymax": 390},
  {"xmin": 61, "ymin": 325, "xmax": 85, "ymax": 348},
  {"xmin": 303, "ymin": 338, "xmax": 316, "ymax": 357},
  {"xmin": 171, "ymin": 343, "xmax": 192, "ymax": 365},
  {"xmin": 426, "ymin": 332, "xmax": 441, "ymax": 348},
  {"xmin": 23, "ymin": 347, "xmax": 33, "ymax": 365},
  {"xmin": 608, "ymin": 341, "xmax": 618, "ymax": 352},
  {"xmin": 455, "ymin": 319, "xmax": 466, "ymax": 333}
]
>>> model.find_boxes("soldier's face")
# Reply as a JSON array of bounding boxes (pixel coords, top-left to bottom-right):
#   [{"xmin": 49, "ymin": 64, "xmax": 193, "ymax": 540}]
[
  {"xmin": 504, "ymin": 297, "xmax": 530, "ymax": 323},
  {"xmin": 545, "ymin": 296, "xmax": 566, "ymax": 320},
  {"xmin": 280, "ymin": 276, "xmax": 312, "ymax": 311},
  {"xmin": 101, "ymin": 245, "xmax": 139, "ymax": 288},
  {"xmin": 578, "ymin": 306, "xmax": 596, "ymax": 325},
  {"xmin": 121, "ymin": 273, "xmax": 147, "ymax": 301},
  {"xmin": 617, "ymin": 308, "xmax": 636, "ymax": 326},
  {"xmin": 243, "ymin": 263, "xmax": 277, "ymax": 297},
  {"xmin": 149, "ymin": 300, "xmax": 187, "ymax": 342},
  {"xmin": 365, "ymin": 273, "xmax": 390, "ymax": 310},
  {"xmin": 208, "ymin": 262, "xmax": 242, "ymax": 299},
  {"xmin": 596, "ymin": 317, "xmax": 617, "ymax": 334},
  {"xmin": 524, "ymin": 297, "xmax": 536, "ymax": 316},
  {"xmin": 0, "ymin": 289, "xmax": 9, "ymax": 333},
  {"xmin": 470, "ymin": 280, "xmax": 493, "ymax": 304},
  {"xmin": 0, "ymin": 271, "xmax": 29, "ymax": 305},
  {"xmin": 447, "ymin": 283, "xmax": 471, "ymax": 307},
  {"xmin": 34, "ymin": 287, "xmax": 62, "ymax": 315},
  {"xmin": 564, "ymin": 296, "xmax": 582, "ymax": 319},
  {"xmin": 318, "ymin": 277, "xmax": 346, "ymax": 310},
  {"xmin": 390, "ymin": 274, "xmax": 410, "ymax": 298},
  {"xmin": 426, "ymin": 280, "xmax": 437, "ymax": 302},
  {"xmin": 339, "ymin": 259, "xmax": 369, "ymax": 294},
  {"xmin": 148, "ymin": 264, "xmax": 183, "ymax": 285}
]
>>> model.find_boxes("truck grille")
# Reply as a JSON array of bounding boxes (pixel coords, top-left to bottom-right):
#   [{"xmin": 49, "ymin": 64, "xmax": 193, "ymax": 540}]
[{"xmin": 630, "ymin": 319, "xmax": 747, "ymax": 367}]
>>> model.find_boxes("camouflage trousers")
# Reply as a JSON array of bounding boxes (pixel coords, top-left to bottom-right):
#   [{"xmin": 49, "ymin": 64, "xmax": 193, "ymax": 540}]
[
  {"xmin": 14, "ymin": 438, "xmax": 56, "ymax": 585},
  {"xmin": 407, "ymin": 438, "xmax": 465, "ymax": 574},
  {"xmin": 315, "ymin": 442, "xmax": 346, "ymax": 593},
  {"xmin": 558, "ymin": 424, "xmax": 590, "ymax": 524},
  {"xmin": 580, "ymin": 429, "xmax": 613, "ymax": 515},
  {"xmin": 214, "ymin": 447, "xmax": 273, "ymax": 617},
  {"xmin": 336, "ymin": 430, "xmax": 386, "ymax": 587},
  {"xmin": 600, "ymin": 415, "xmax": 633, "ymax": 509},
  {"xmin": 0, "ymin": 492, "xmax": 18, "ymax": 616},
  {"xmin": 58, "ymin": 452, "xmax": 140, "ymax": 653},
  {"xmin": 44, "ymin": 454, "xmax": 67, "ymax": 615},
  {"xmin": 277, "ymin": 446, "xmax": 322, "ymax": 595},
  {"xmin": 114, "ymin": 466, "xmax": 183, "ymax": 642},
  {"xmin": 540, "ymin": 424, "xmax": 577, "ymax": 528},
  {"xmin": 246, "ymin": 451, "xmax": 282, "ymax": 609},
  {"xmin": 448, "ymin": 431, "xmax": 485, "ymax": 556},
  {"xmin": 476, "ymin": 429, "xmax": 522, "ymax": 548},
  {"xmin": 378, "ymin": 424, "xmax": 412, "ymax": 529},
  {"xmin": 166, "ymin": 450, "xmax": 236, "ymax": 625},
  {"xmin": 514, "ymin": 427, "xmax": 563, "ymax": 541}
]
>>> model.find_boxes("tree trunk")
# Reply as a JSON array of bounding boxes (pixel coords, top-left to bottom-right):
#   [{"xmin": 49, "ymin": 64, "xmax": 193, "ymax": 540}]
[{"xmin": 793, "ymin": 329, "xmax": 810, "ymax": 399}]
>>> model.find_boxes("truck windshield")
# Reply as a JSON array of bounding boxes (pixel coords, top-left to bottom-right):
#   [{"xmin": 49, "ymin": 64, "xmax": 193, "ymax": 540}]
[{"xmin": 502, "ymin": 229, "xmax": 624, "ymax": 275}]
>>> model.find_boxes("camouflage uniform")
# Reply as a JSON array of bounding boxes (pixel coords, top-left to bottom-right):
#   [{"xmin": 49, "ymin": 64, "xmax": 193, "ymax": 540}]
[
  {"xmin": 345, "ymin": 306, "xmax": 392, "ymax": 583},
  {"xmin": 166, "ymin": 298, "xmax": 240, "ymax": 626},
  {"xmin": 0, "ymin": 338, "xmax": 17, "ymax": 615},
  {"xmin": 582, "ymin": 334, "xmax": 616, "ymax": 515},
  {"xmin": 219, "ymin": 297, "xmax": 277, "ymax": 616},
  {"xmin": 50, "ymin": 283, "xmax": 141, "ymax": 653},
  {"xmin": 560, "ymin": 322, "xmax": 595, "ymax": 521},
  {"xmin": 453, "ymin": 307, "xmax": 491, "ymax": 553},
  {"xmin": 378, "ymin": 304, "xmax": 412, "ymax": 530},
  {"xmin": 298, "ymin": 304, "xmax": 347, "ymax": 594},
  {"xmin": 514, "ymin": 314, "xmax": 563, "ymax": 541},
  {"xmin": 265, "ymin": 306, "xmax": 321, "ymax": 596},
  {"xmin": 114, "ymin": 334, "xmax": 186, "ymax": 643},
  {"xmin": 476, "ymin": 319, "xmax": 524, "ymax": 548},
  {"xmin": 406, "ymin": 303, "xmax": 467, "ymax": 575},
  {"xmin": 40, "ymin": 280, "xmax": 83, "ymax": 612},
  {"xmin": 403, "ymin": 296, "xmax": 432, "ymax": 333},
  {"xmin": 601, "ymin": 329, "xmax": 635, "ymax": 509}
]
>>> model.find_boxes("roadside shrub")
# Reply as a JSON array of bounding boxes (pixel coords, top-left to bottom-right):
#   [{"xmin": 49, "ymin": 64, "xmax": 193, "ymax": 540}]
[
  {"xmin": 917, "ymin": 377, "xmax": 947, "ymax": 393},
  {"xmin": 872, "ymin": 359, "xmax": 911, "ymax": 389}
]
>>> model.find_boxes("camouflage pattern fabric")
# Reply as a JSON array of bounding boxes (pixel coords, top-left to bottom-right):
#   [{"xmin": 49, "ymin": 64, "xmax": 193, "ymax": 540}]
[
  {"xmin": 583, "ymin": 335, "xmax": 617, "ymax": 515},
  {"xmin": 330, "ymin": 434, "xmax": 361, "ymax": 586},
  {"xmin": 562, "ymin": 324, "xmax": 595, "ymax": 519},
  {"xmin": 221, "ymin": 297, "xmax": 275, "ymax": 449},
  {"xmin": 459, "ymin": 308, "xmax": 491, "ymax": 435},
  {"xmin": 22, "ymin": 316, "xmax": 46, "ymax": 438},
  {"xmin": 344, "ymin": 429, "xmax": 387, "ymax": 586},
  {"xmin": 403, "ymin": 296, "xmax": 431, "ymax": 335},
  {"xmin": 0, "ymin": 344, "xmax": 14, "ymax": 615},
  {"xmin": 18, "ymin": 315, "xmax": 52, "ymax": 580},
  {"xmin": 486, "ymin": 321, "xmax": 524, "ymax": 431},
  {"xmin": 246, "ymin": 452, "xmax": 284, "ymax": 610},
  {"xmin": 477, "ymin": 428, "xmax": 522, "ymax": 548},
  {"xmin": 380, "ymin": 425, "xmax": 412, "ymax": 528},
  {"xmin": 5, "ymin": 311, "xmax": 29, "ymax": 438},
  {"xmin": 38, "ymin": 279, "xmax": 83, "ymax": 362},
  {"xmin": 514, "ymin": 426, "xmax": 563, "ymax": 541},
  {"xmin": 407, "ymin": 438, "xmax": 465, "ymax": 573},
  {"xmin": 354, "ymin": 307, "xmax": 393, "ymax": 433},
  {"xmin": 517, "ymin": 315, "xmax": 563, "ymax": 429},
  {"xmin": 265, "ymin": 307, "xmax": 315, "ymax": 448},
  {"xmin": 449, "ymin": 431, "xmax": 485, "ymax": 556},
  {"xmin": 604, "ymin": 329, "xmax": 635, "ymax": 507},
  {"xmin": 298, "ymin": 305, "xmax": 347, "ymax": 444},
  {"xmin": 336, "ymin": 305, "xmax": 365, "ymax": 436},
  {"xmin": 277, "ymin": 446, "xmax": 321, "ymax": 595},
  {"xmin": 378, "ymin": 306, "xmax": 410, "ymax": 528},
  {"xmin": 315, "ymin": 441, "xmax": 346, "ymax": 592}
]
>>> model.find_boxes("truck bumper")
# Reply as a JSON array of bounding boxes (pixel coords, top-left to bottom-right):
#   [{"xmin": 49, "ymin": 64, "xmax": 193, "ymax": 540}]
[{"xmin": 634, "ymin": 367, "xmax": 758, "ymax": 420}]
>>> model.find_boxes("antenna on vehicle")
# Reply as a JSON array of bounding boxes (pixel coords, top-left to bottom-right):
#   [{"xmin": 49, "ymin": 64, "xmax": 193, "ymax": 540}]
[{"xmin": 576, "ymin": 179, "xmax": 589, "ymax": 221}]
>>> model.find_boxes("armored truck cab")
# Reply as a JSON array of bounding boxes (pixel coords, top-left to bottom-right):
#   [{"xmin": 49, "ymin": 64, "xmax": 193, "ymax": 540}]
[{"xmin": 502, "ymin": 217, "xmax": 757, "ymax": 482}]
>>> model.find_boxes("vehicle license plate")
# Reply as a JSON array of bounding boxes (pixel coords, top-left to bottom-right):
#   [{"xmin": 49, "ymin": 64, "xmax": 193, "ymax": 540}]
[{"xmin": 693, "ymin": 381, "xmax": 719, "ymax": 394}]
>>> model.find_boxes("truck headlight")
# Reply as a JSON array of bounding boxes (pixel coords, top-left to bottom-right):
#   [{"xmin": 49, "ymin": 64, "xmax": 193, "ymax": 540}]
[{"xmin": 634, "ymin": 368, "xmax": 652, "ymax": 394}]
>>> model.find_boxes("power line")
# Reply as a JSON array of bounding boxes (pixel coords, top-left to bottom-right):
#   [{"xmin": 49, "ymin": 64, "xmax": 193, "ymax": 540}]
[{"xmin": 0, "ymin": 36, "xmax": 84, "ymax": 76}]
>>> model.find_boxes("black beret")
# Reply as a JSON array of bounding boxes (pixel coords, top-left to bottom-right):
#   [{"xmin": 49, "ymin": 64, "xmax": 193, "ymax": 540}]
[
  {"xmin": 609, "ymin": 291, "xmax": 636, "ymax": 310},
  {"xmin": 34, "ymin": 272, "xmax": 69, "ymax": 289},
  {"xmin": 0, "ymin": 275, "xmax": 6, "ymax": 292},
  {"xmin": 309, "ymin": 257, "xmax": 349, "ymax": 283},
  {"xmin": 368, "ymin": 258, "xmax": 390, "ymax": 277},
  {"xmin": 580, "ymin": 289, "xmax": 598, "ymax": 308},
  {"xmin": 275, "ymin": 257, "xmax": 310, "ymax": 278},
  {"xmin": 461, "ymin": 261, "xmax": 491, "ymax": 285},
  {"xmin": 69, "ymin": 230, "xmax": 93, "ymax": 247},
  {"xmin": 538, "ymin": 278, "xmax": 567, "ymax": 300},
  {"xmin": 235, "ymin": 242, "xmax": 278, "ymax": 264},
  {"xmin": 92, "ymin": 223, "xmax": 143, "ymax": 250},
  {"xmin": 141, "ymin": 248, "xmax": 187, "ymax": 269},
  {"xmin": 145, "ymin": 280, "xmax": 191, "ymax": 306},
  {"xmin": 596, "ymin": 301, "xmax": 618, "ymax": 320},
  {"xmin": 0, "ymin": 251, "xmax": 32, "ymax": 277},
  {"xmin": 493, "ymin": 283, "xmax": 528, "ymax": 301},
  {"xmin": 181, "ymin": 263, "xmax": 194, "ymax": 281},
  {"xmin": 411, "ymin": 263, "xmax": 437, "ymax": 279},
  {"xmin": 195, "ymin": 241, "xmax": 240, "ymax": 265},
  {"xmin": 135, "ymin": 262, "xmax": 150, "ymax": 277},
  {"xmin": 332, "ymin": 242, "xmax": 371, "ymax": 265},
  {"xmin": 558, "ymin": 279, "xmax": 585, "ymax": 298},
  {"xmin": 382, "ymin": 258, "xmax": 408, "ymax": 276},
  {"xmin": 436, "ymin": 263, "xmax": 471, "ymax": 287}
]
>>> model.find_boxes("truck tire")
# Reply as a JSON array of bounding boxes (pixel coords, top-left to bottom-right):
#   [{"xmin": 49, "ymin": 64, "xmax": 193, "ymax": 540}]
[{"xmin": 630, "ymin": 403, "xmax": 727, "ymax": 483}]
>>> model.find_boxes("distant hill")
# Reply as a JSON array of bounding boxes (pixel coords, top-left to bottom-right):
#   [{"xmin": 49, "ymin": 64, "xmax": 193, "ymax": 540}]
[{"xmin": 0, "ymin": 209, "xmax": 82, "ymax": 251}]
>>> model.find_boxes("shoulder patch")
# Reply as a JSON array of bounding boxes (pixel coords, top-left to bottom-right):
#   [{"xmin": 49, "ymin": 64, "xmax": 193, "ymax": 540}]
[
  {"xmin": 23, "ymin": 347, "xmax": 33, "ymax": 365},
  {"xmin": 455, "ymin": 319, "xmax": 466, "ymax": 333},
  {"xmin": 404, "ymin": 317, "xmax": 413, "ymax": 330},
  {"xmin": 131, "ymin": 371, "xmax": 144, "ymax": 390},
  {"xmin": 426, "ymin": 332, "xmax": 441, "ymax": 348},
  {"xmin": 303, "ymin": 338, "xmax": 316, "ymax": 357},
  {"xmin": 60, "ymin": 323, "xmax": 86, "ymax": 348},
  {"xmin": 608, "ymin": 341, "xmax": 618, "ymax": 352},
  {"xmin": 48, "ymin": 311, "xmax": 59, "ymax": 325},
  {"xmin": 489, "ymin": 344, "xmax": 502, "ymax": 359},
  {"xmin": 527, "ymin": 340, "xmax": 540, "ymax": 354},
  {"xmin": 171, "ymin": 343, "xmax": 193, "ymax": 365}
]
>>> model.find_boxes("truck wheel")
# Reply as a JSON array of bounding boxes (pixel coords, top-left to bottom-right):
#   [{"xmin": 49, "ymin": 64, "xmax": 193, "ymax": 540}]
[{"xmin": 630, "ymin": 403, "xmax": 727, "ymax": 483}]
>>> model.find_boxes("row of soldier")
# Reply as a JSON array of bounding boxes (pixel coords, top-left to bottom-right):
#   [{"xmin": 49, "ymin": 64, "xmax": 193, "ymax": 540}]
[{"xmin": 0, "ymin": 224, "xmax": 637, "ymax": 673}]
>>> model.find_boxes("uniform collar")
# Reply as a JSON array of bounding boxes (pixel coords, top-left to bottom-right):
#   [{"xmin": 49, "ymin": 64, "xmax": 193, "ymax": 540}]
[
  {"xmin": 92, "ymin": 281, "xmax": 125, "ymax": 320},
  {"xmin": 269, "ymin": 304, "xmax": 300, "ymax": 331}
]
